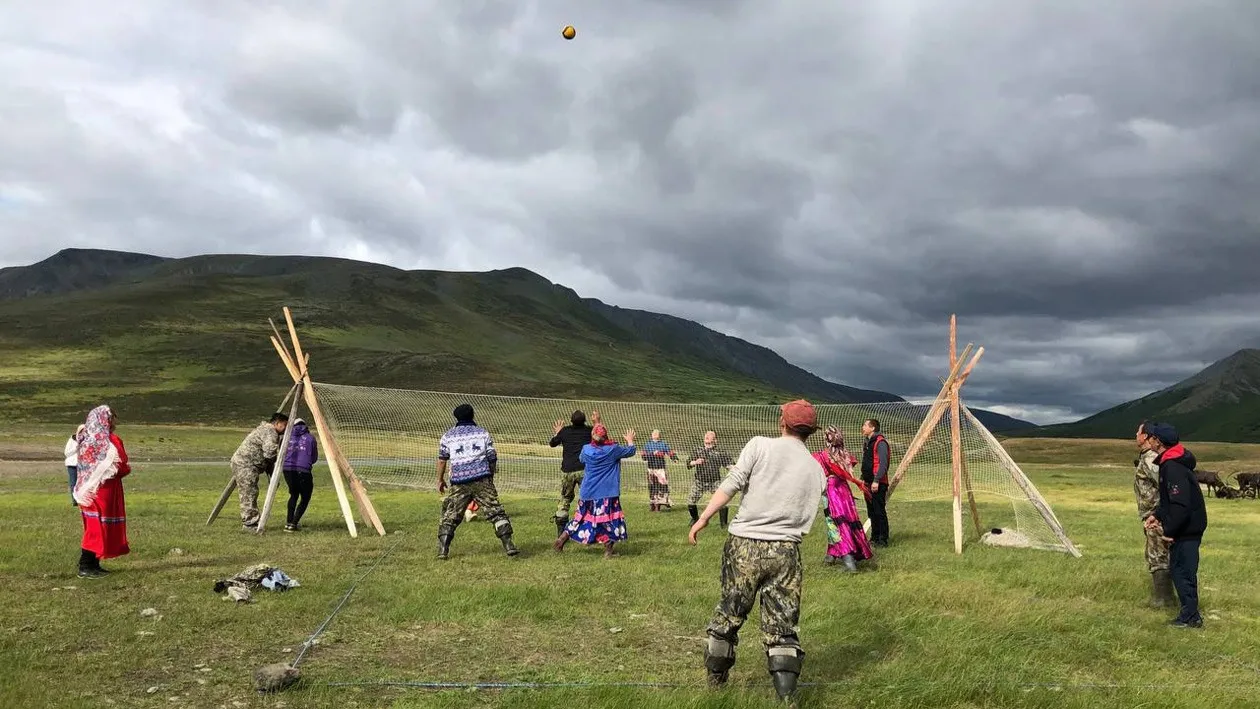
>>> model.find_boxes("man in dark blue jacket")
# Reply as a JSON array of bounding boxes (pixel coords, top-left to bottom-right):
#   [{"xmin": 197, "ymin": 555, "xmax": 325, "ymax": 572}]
[{"xmin": 1142, "ymin": 422, "xmax": 1207, "ymax": 628}]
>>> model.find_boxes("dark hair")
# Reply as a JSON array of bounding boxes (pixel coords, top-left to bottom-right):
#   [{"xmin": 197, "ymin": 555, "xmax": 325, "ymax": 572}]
[
  {"xmin": 787, "ymin": 423, "xmax": 819, "ymax": 440},
  {"xmin": 453, "ymin": 403, "xmax": 475, "ymax": 423},
  {"xmin": 269, "ymin": 412, "xmax": 289, "ymax": 424},
  {"xmin": 865, "ymin": 418, "xmax": 881, "ymax": 432},
  {"xmin": 571, "ymin": 410, "xmax": 587, "ymax": 426}
]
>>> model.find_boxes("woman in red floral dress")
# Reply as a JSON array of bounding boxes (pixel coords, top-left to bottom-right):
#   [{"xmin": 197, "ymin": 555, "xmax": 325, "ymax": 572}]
[{"xmin": 72, "ymin": 405, "xmax": 131, "ymax": 578}]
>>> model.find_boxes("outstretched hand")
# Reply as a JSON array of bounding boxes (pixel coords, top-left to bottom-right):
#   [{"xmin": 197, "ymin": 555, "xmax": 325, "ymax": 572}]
[
  {"xmin": 553, "ymin": 419, "xmax": 565, "ymax": 435},
  {"xmin": 624, "ymin": 428, "xmax": 636, "ymax": 445},
  {"xmin": 591, "ymin": 410, "xmax": 601, "ymax": 424},
  {"xmin": 689, "ymin": 516, "xmax": 708, "ymax": 545}
]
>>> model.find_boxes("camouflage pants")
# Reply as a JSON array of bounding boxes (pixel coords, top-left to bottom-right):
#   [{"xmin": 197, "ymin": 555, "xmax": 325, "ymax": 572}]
[
  {"xmin": 1144, "ymin": 524, "xmax": 1170, "ymax": 573},
  {"xmin": 687, "ymin": 476, "xmax": 727, "ymax": 507},
  {"xmin": 554, "ymin": 471, "xmax": 585, "ymax": 520},
  {"xmin": 706, "ymin": 535, "xmax": 803, "ymax": 652},
  {"xmin": 440, "ymin": 477, "xmax": 511, "ymax": 538},
  {"xmin": 232, "ymin": 461, "xmax": 264, "ymax": 526}
]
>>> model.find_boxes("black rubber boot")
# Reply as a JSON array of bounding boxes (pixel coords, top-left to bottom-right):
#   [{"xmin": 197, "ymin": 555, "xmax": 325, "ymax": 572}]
[
  {"xmin": 840, "ymin": 554, "xmax": 858, "ymax": 573},
  {"xmin": 501, "ymin": 536, "xmax": 520, "ymax": 557},
  {"xmin": 494, "ymin": 519, "xmax": 520, "ymax": 557},
  {"xmin": 688, "ymin": 505, "xmax": 699, "ymax": 523},
  {"xmin": 704, "ymin": 635, "xmax": 735, "ymax": 689},
  {"xmin": 767, "ymin": 649, "xmax": 803, "ymax": 706},
  {"xmin": 77, "ymin": 549, "xmax": 105, "ymax": 579},
  {"xmin": 436, "ymin": 533, "xmax": 453, "ymax": 560},
  {"xmin": 718, "ymin": 508, "xmax": 729, "ymax": 528},
  {"xmin": 1151, "ymin": 569, "xmax": 1175, "ymax": 608}
]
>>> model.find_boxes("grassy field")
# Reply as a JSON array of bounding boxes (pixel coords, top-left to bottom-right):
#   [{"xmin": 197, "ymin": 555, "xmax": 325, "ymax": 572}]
[{"xmin": 2, "ymin": 434, "xmax": 1260, "ymax": 708}]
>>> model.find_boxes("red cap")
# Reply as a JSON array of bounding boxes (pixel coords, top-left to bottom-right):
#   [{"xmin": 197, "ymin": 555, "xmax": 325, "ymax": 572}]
[{"xmin": 780, "ymin": 399, "xmax": 817, "ymax": 429}]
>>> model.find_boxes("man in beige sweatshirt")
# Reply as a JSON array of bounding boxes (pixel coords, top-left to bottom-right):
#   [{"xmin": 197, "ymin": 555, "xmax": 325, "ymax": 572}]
[{"xmin": 689, "ymin": 399, "xmax": 824, "ymax": 706}]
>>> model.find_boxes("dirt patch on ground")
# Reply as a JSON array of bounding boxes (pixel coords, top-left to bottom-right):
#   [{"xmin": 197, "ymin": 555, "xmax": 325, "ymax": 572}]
[
  {"xmin": 0, "ymin": 443, "xmax": 59, "ymax": 461},
  {"xmin": 0, "ymin": 461, "xmax": 63, "ymax": 479}
]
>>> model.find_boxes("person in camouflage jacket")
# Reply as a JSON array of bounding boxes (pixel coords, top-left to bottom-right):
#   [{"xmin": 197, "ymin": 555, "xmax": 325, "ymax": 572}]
[
  {"xmin": 231, "ymin": 413, "xmax": 288, "ymax": 529},
  {"xmin": 1135, "ymin": 421, "xmax": 1174, "ymax": 608}
]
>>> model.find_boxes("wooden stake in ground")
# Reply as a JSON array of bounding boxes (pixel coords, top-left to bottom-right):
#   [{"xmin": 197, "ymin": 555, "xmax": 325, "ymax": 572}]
[
  {"xmin": 207, "ymin": 380, "xmax": 300, "ymax": 526},
  {"xmin": 256, "ymin": 380, "xmax": 303, "ymax": 533}
]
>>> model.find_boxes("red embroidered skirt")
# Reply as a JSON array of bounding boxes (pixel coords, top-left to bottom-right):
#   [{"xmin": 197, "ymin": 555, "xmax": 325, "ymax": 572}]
[{"xmin": 81, "ymin": 478, "xmax": 129, "ymax": 559}]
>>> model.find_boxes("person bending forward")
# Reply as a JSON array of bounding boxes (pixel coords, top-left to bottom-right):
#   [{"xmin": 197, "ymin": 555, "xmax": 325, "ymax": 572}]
[
  {"xmin": 689, "ymin": 400, "xmax": 825, "ymax": 706},
  {"xmin": 231, "ymin": 413, "xmax": 287, "ymax": 530}
]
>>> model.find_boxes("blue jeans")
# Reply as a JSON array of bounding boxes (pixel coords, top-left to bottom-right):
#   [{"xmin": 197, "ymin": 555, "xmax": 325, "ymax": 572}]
[{"xmin": 67, "ymin": 465, "xmax": 77, "ymax": 503}]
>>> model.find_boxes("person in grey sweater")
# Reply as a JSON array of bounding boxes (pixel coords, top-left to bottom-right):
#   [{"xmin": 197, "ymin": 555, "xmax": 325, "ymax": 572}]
[{"xmin": 688, "ymin": 399, "xmax": 824, "ymax": 706}]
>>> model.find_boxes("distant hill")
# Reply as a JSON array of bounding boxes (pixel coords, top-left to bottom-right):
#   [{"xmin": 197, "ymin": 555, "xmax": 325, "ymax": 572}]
[
  {"xmin": 1013, "ymin": 349, "xmax": 1260, "ymax": 443},
  {"xmin": 0, "ymin": 248, "xmax": 1033, "ymax": 429},
  {"xmin": 0, "ymin": 248, "xmax": 897, "ymax": 424}
]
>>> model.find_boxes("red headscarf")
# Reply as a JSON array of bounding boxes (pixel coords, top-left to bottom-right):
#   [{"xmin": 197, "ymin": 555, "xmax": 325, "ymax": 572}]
[{"xmin": 591, "ymin": 423, "xmax": 616, "ymax": 446}]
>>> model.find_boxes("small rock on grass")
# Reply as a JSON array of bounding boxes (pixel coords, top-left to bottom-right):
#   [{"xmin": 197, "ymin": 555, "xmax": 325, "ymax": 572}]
[
  {"xmin": 140, "ymin": 608, "xmax": 159, "ymax": 618},
  {"xmin": 253, "ymin": 663, "xmax": 301, "ymax": 693}
]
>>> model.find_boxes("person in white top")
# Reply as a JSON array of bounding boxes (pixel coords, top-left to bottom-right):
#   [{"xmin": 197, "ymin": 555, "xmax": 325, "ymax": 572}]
[
  {"xmin": 688, "ymin": 399, "xmax": 824, "ymax": 706},
  {"xmin": 64, "ymin": 424, "xmax": 85, "ymax": 506}
]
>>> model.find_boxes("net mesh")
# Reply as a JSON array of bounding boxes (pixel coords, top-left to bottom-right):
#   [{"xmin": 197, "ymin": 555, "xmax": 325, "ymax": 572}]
[{"xmin": 312, "ymin": 382, "xmax": 1076, "ymax": 554}]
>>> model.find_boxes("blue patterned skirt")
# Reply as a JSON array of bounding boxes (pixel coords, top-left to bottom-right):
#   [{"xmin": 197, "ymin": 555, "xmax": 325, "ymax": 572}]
[{"xmin": 564, "ymin": 497, "xmax": 628, "ymax": 544}]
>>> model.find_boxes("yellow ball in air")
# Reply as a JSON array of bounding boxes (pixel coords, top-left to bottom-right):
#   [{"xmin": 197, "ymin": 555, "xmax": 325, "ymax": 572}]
[{"xmin": 562, "ymin": 25, "xmax": 576, "ymax": 40}]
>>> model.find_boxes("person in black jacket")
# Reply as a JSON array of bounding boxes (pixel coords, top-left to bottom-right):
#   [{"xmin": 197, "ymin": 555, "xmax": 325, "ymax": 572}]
[
  {"xmin": 860, "ymin": 418, "xmax": 892, "ymax": 546},
  {"xmin": 549, "ymin": 409, "xmax": 596, "ymax": 537},
  {"xmin": 1142, "ymin": 422, "xmax": 1207, "ymax": 628}
]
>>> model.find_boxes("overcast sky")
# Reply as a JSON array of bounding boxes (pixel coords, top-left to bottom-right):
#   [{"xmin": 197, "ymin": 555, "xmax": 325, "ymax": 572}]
[{"xmin": 3, "ymin": 1, "xmax": 1259, "ymax": 424}]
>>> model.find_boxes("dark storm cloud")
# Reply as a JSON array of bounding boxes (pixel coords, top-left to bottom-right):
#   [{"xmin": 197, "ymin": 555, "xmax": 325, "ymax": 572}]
[{"xmin": 3, "ymin": 0, "xmax": 1260, "ymax": 423}]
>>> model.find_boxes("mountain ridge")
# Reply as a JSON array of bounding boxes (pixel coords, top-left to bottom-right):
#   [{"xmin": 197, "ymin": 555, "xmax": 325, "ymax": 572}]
[
  {"xmin": 0, "ymin": 248, "xmax": 1034, "ymax": 430},
  {"xmin": 1013, "ymin": 348, "xmax": 1260, "ymax": 443}
]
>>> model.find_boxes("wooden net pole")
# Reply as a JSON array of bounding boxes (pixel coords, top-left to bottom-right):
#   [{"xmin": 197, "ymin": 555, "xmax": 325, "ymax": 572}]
[
  {"xmin": 950, "ymin": 316, "xmax": 964, "ymax": 554},
  {"xmin": 270, "ymin": 325, "xmax": 358, "ymax": 538},
  {"xmin": 279, "ymin": 308, "xmax": 385, "ymax": 536},
  {"xmin": 886, "ymin": 342, "xmax": 976, "ymax": 495}
]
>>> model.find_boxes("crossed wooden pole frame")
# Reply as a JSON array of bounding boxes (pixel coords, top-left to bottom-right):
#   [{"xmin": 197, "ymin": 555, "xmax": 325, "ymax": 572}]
[
  {"xmin": 863, "ymin": 315, "xmax": 1077, "ymax": 556},
  {"xmin": 206, "ymin": 307, "xmax": 385, "ymax": 537}
]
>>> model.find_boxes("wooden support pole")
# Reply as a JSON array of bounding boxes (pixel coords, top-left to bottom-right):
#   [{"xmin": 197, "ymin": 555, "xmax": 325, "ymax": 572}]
[
  {"xmin": 886, "ymin": 342, "xmax": 976, "ymax": 494},
  {"xmin": 269, "ymin": 330, "xmax": 383, "ymax": 535},
  {"xmin": 256, "ymin": 380, "xmax": 303, "ymax": 533},
  {"xmin": 207, "ymin": 381, "xmax": 299, "ymax": 525},
  {"xmin": 949, "ymin": 316, "xmax": 964, "ymax": 555},
  {"xmin": 272, "ymin": 327, "xmax": 358, "ymax": 538},
  {"xmin": 867, "ymin": 344, "xmax": 982, "ymax": 537},
  {"xmin": 276, "ymin": 308, "xmax": 385, "ymax": 536},
  {"xmin": 947, "ymin": 317, "xmax": 984, "ymax": 539}
]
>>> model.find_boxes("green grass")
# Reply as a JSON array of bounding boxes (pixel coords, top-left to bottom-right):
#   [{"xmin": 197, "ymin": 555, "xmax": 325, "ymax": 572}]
[{"xmin": 2, "ymin": 440, "xmax": 1259, "ymax": 708}]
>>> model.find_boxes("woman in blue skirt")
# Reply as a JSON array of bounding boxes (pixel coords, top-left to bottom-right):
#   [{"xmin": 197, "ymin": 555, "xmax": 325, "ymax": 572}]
[{"xmin": 554, "ymin": 423, "xmax": 636, "ymax": 558}]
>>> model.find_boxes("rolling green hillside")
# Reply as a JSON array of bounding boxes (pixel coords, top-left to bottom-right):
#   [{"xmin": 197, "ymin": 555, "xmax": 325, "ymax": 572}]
[
  {"xmin": 0, "ymin": 249, "xmax": 913, "ymax": 426},
  {"xmin": 0, "ymin": 248, "xmax": 1036, "ymax": 429},
  {"xmin": 1014, "ymin": 349, "xmax": 1260, "ymax": 443}
]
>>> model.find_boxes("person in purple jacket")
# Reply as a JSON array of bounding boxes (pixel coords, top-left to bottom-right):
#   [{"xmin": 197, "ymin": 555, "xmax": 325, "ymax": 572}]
[{"xmin": 282, "ymin": 418, "xmax": 319, "ymax": 532}]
